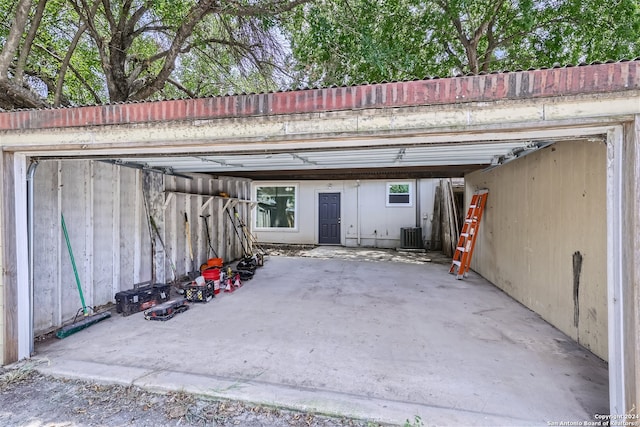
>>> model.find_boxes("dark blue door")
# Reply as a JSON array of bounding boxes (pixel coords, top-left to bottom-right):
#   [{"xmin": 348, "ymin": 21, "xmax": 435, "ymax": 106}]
[{"xmin": 319, "ymin": 193, "xmax": 340, "ymax": 244}]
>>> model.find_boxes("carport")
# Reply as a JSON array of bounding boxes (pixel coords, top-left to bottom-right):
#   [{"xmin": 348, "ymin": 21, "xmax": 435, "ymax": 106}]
[
  {"xmin": 1, "ymin": 60, "xmax": 639, "ymax": 420},
  {"xmin": 34, "ymin": 250, "xmax": 608, "ymax": 425}
]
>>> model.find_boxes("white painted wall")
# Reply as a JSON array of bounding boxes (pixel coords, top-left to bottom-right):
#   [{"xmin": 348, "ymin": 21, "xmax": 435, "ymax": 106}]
[
  {"xmin": 417, "ymin": 179, "xmax": 440, "ymax": 250},
  {"xmin": 32, "ymin": 161, "xmax": 249, "ymax": 335},
  {"xmin": 252, "ymin": 179, "xmax": 439, "ymax": 248}
]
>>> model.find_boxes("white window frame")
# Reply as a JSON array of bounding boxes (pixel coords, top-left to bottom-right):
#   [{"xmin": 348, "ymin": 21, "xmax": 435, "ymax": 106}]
[
  {"xmin": 386, "ymin": 181, "xmax": 413, "ymax": 207},
  {"xmin": 254, "ymin": 183, "xmax": 298, "ymax": 230}
]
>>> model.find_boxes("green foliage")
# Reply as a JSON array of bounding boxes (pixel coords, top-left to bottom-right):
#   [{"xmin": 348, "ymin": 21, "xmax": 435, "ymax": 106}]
[
  {"xmin": 404, "ymin": 415, "xmax": 424, "ymax": 427},
  {"xmin": 5, "ymin": 0, "xmax": 637, "ymax": 108},
  {"xmin": 389, "ymin": 184, "xmax": 410, "ymax": 194},
  {"xmin": 152, "ymin": 0, "xmax": 194, "ymax": 26},
  {"xmin": 283, "ymin": 0, "xmax": 640, "ymax": 86},
  {"xmin": 0, "ymin": 0, "xmax": 303, "ymax": 108},
  {"xmin": 284, "ymin": 0, "xmax": 432, "ymax": 85},
  {"xmin": 157, "ymin": 10, "xmax": 284, "ymax": 99}
]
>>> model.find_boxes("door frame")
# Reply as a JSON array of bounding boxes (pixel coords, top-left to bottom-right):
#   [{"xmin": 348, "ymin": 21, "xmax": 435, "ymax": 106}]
[{"xmin": 317, "ymin": 191, "xmax": 342, "ymax": 245}]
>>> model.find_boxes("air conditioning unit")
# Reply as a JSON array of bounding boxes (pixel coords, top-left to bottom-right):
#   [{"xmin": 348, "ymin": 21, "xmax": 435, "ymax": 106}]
[{"xmin": 400, "ymin": 227, "xmax": 423, "ymax": 249}]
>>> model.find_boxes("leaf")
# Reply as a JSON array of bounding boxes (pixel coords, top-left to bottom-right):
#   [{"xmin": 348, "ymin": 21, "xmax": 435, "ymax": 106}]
[{"xmin": 283, "ymin": 0, "xmax": 640, "ymax": 84}]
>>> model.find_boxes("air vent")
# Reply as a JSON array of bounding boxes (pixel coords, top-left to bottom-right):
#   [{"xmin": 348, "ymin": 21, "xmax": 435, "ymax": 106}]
[{"xmin": 400, "ymin": 227, "xmax": 423, "ymax": 249}]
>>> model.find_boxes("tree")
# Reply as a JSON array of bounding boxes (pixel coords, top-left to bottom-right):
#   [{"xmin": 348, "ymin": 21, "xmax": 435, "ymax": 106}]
[
  {"xmin": 0, "ymin": 0, "xmax": 47, "ymax": 109},
  {"xmin": 0, "ymin": 0, "xmax": 105, "ymax": 109},
  {"xmin": 283, "ymin": 0, "xmax": 640, "ymax": 86},
  {"xmin": 0, "ymin": 0, "xmax": 308, "ymax": 109}
]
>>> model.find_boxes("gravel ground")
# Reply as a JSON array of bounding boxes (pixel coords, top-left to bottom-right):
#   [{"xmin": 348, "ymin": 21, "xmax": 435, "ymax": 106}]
[{"xmin": 0, "ymin": 362, "xmax": 394, "ymax": 427}]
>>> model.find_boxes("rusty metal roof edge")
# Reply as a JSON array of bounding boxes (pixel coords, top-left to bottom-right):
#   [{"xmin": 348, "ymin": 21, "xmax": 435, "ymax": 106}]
[{"xmin": 5, "ymin": 57, "xmax": 640, "ymax": 112}]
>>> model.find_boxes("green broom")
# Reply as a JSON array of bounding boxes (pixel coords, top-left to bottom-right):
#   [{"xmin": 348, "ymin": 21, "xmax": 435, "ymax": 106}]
[{"xmin": 56, "ymin": 213, "xmax": 111, "ymax": 339}]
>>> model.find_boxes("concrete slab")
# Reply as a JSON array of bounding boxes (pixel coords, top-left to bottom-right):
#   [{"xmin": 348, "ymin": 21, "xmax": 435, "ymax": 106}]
[{"xmin": 34, "ymin": 252, "xmax": 608, "ymax": 426}]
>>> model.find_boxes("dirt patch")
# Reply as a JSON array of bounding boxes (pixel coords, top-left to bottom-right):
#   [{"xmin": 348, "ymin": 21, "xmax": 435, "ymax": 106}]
[
  {"xmin": 259, "ymin": 244, "xmax": 318, "ymax": 257},
  {"xmin": 261, "ymin": 244, "xmax": 449, "ymax": 265},
  {"xmin": 0, "ymin": 362, "xmax": 386, "ymax": 427}
]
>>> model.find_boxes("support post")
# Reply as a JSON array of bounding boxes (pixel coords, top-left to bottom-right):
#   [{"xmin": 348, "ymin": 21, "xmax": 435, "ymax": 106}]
[{"xmin": 606, "ymin": 122, "xmax": 640, "ymax": 415}]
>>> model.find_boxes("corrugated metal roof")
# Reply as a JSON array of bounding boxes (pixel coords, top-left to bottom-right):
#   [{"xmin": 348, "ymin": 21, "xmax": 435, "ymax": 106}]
[
  {"xmin": 118, "ymin": 140, "xmax": 546, "ymax": 178},
  {"xmin": 5, "ymin": 58, "xmax": 638, "ymax": 111},
  {"xmin": 3, "ymin": 60, "xmax": 638, "ymax": 131}
]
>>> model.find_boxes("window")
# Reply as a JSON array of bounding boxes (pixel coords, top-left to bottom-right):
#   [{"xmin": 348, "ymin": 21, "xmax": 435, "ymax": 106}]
[
  {"xmin": 386, "ymin": 182, "xmax": 413, "ymax": 206},
  {"xmin": 255, "ymin": 185, "xmax": 297, "ymax": 229}
]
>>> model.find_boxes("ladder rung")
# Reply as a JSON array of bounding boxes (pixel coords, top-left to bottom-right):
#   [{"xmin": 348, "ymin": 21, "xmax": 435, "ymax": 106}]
[
  {"xmin": 452, "ymin": 260, "xmax": 461, "ymax": 266},
  {"xmin": 460, "ymin": 233, "xmax": 469, "ymax": 237},
  {"xmin": 456, "ymin": 247, "xmax": 465, "ymax": 252}
]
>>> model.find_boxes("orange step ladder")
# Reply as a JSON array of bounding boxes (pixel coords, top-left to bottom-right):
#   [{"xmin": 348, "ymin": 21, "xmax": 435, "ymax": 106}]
[{"xmin": 449, "ymin": 189, "xmax": 488, "ymax": 279}]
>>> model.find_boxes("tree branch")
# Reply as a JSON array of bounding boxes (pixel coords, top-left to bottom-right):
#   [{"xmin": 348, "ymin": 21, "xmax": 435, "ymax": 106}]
[
  {"xmin": 71, "ymin": 0, "xmax": 119, "ymax": 100},
  {"xmin": 221, "ymin": 0, "xmax": 309, "ymax": 17},
  {"xmin": 182, "ymin": 37, "xmax": 260, "ymax": 55},
  {"xmin": 0, "ymin": 79, "xmax": 49, "ymax": 109},
  {"xmin": 54, "ymin": 1, "xmax": 101, "ymax": 106},
  {"xmin": 15, "ymin": 0, "xmax": 48, "ymax": 82},
  {"xmin": 471, "ymin": 0, "xmax": 505, "ymax": 46},
  {"xmin": 125, "ymin": 4, "xmax": 149, "ymax": 39},
  {"xmin": 167, "ymin": 77, "xmax": 196, "ymax": 97},
  {"xmin": 54, "ymin": 25, "xmax": 87, "ymax": 106},
  {"xmin": 69, "ymin": 0, "xmax": 111, "ymax": 76},
  {"xmin": 130, "ymin": 0, "xmax": 218, "ymax": 100},
  {"xmin": 27, "ymin": 38, "xmax": 103, "ymax": 104},
  {"xmin": 101, "ymin": 0, "xmax": 116, "ymax": 29},
  {"xmin": 491, "ymin": 16, "xmax": 569, "ymax": 54},
  {"xmin": 130, "ymin": 24, "xmax": 168, "ymax": 38},
  {"xmin": 0, "ymin": 0, "xmax": 33, "ymax": 80},
  {"xmin": 435, "ymin": 0, "xmax": 468, "ymax": 47}
]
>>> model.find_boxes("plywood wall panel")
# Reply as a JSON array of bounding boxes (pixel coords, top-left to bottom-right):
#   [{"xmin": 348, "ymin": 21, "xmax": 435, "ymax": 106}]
[{"xmin": 466, "ymin": 140, "xmax": 607, "ymax": 359}]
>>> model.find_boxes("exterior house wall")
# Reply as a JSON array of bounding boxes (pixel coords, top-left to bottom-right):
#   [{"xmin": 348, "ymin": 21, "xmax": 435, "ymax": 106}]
[
  {"xmin": 253, "ymin": 179, "xmax": 438, "ymax": 248},
  {"xmin": 465, "ymin": 140, "xmax": 607, "ymax": 360},
  {"xmin": 418, "ymin": 179, "xmax": 440, "ymax": 250}
]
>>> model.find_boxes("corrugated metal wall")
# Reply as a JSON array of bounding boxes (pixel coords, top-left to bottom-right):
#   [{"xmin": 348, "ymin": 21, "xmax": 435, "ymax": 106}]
[{"xmin": 33, "ymin": 160, "xmax": 250, "ymax": 335}]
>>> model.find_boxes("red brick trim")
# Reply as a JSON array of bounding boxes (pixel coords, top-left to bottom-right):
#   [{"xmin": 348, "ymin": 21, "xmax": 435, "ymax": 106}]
[{"xmin": 0, "ymin": 61, "xmax": 638, "ymax": 131}]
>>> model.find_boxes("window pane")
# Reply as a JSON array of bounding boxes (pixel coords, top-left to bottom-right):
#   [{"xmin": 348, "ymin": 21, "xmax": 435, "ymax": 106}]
[
  {"xmin": 389, "ymin": 194, "xmax": 410, "ymax": 204},
  {"xmin": 386, "ymin": 182, "xmax": 412, "ymax": 206},
  {"xmin": 256, "ymin": 186, "xmax": 296, "ymax": 228},
  {"xmin": 389, "ymin": 184, "xmax": 409, "ymax": 194}
]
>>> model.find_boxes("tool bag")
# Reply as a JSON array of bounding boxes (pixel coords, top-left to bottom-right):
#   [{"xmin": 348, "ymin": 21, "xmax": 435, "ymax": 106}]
[
  {"xmin": 235, "ymin": 269, "xmax": 254, "ymax": 281},
  {"xmin": 236, "ymin": 258, "xmax": 257, "ymax": 272},
  {"xmin": 144, "ymin": 298, "xmax": 189, "ymax": 321}
]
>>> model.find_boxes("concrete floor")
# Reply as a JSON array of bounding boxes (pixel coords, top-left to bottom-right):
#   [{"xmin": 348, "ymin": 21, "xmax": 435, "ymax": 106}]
[{"xmin": 35, "ymin": 248, "xmax": 609, "ymax": 426}]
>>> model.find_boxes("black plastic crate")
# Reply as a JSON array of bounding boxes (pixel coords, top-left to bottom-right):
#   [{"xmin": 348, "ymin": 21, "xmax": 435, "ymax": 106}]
[
  {"xmin": 185, "ymin": 282, "xmax": 214, "ymax": 303},
  {"xmin": 115, "ymin": 283, "xmax": 171, "ymax": 316}
]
